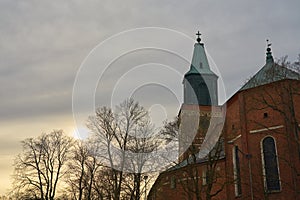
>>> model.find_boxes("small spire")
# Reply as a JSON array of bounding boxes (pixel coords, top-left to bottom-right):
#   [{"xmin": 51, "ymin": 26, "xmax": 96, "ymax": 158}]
[
  {"xmin": 196, "ymin": 31, "xmax": 201, "ymax": 43},
  {"xmin": 266, "ymin": 39, "xmax": 274, "ymax": 63}
]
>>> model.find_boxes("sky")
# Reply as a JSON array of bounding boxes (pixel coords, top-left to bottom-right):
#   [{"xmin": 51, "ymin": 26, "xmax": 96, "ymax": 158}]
[{"xmin": 1, "ymin": 0, "xmax": 300, "ymax": 195}]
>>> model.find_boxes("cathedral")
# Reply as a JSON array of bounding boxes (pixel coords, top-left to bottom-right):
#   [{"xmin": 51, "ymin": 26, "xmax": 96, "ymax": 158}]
[{"xmin": 148, "ymin": 34, "xmax": 300, "ymax": 200}]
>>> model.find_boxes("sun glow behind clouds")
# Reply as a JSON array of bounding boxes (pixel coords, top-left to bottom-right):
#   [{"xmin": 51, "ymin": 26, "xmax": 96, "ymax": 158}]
[
  {"xmin": 72, "ymin": 126, "xmax": 90, "ymax": 140},
  {"xmin": 148, "ymin": 104, "xmax": 168, "ymax": 128}
]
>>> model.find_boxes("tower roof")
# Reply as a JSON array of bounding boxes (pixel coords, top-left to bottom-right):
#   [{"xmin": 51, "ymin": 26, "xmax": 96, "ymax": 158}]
[
  {"xmin": 240, "ymin": 44, "xmax": 300, "ymax": 91},
  {"xmin": 185, "ymin": 35, "xmax": 217, "ymax": 77}
]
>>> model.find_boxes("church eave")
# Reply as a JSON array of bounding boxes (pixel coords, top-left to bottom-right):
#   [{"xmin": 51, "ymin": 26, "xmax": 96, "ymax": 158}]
[{"xmin": 239, "ymin": 63, "xmax": 300, "ymax": 92}]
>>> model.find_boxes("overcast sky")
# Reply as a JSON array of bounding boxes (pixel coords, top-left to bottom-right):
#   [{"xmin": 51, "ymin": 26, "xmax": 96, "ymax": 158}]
[{"xmin": 1, "ymin": 0, "xmax": 300, "ymax": 195}]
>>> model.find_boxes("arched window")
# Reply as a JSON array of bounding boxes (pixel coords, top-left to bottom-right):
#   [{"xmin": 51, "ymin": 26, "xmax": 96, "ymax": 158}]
[
  {"xmin": 262, "ymin": 137, "xmax": 281, "ymax": 192},
  {"xmin": 233, "ymin": 146, "xmax": 242, "ymax": 196}
]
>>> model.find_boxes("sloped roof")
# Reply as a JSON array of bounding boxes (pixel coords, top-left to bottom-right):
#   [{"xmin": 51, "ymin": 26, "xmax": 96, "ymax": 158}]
[
  {"xmin": 185, "ymin": 43, "xmax": 217, "ymax": 76},
  {"xmin": 240, "ymin": 59, "xmax": 300, "ymax": 91},
  {"xmin": 166, "ymin": 139, "xmax": 225, "ymax": 172}
]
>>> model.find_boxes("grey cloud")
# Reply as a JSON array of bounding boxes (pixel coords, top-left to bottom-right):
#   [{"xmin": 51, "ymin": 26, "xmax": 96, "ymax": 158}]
[{"xmin": 1, "ymin": 0, "xmax": 300, "ymax": 119}]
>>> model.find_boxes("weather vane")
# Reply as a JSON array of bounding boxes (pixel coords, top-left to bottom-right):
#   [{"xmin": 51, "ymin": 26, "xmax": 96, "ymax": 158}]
[
  {"xmin": 196, "ymin": 31, "xmax": 201, "ymax": 43},
  {"xmin": 266, "ymin": 39, "xmax": 272, "ymax": 47},
  {"xmin": 266, "ymin": 39, "xmax": 272, "ymax": 52}
]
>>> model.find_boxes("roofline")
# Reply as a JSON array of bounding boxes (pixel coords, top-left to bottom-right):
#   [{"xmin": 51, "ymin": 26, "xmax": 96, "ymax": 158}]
[{"xmin": 226, "ymin": 78, "xmax": 300, "ymax": 106}]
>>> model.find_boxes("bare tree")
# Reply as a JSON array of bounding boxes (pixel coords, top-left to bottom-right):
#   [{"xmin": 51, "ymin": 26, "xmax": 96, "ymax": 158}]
[
  {"xmin": 66, "ymin": 139, "xmax": 103, "ymax": 200},
  {"xmin": 276, "ymin": 54, "xmax": 300, "ymax": 73},
  {"xmin": 160, "ymin": 117, "xmax": 180, "ymax": 143},
  {"xmin": 87, "ymin": 98, "xmax": 161, "ymax": 200},
  {"xmin": 179, "ymin": 117, "xmax": 227, "ymax": 200},
  {"xmin": 156, "ymin": 114, "xmax": 227, "ymax": 200},
  {"xmin": 67, "ymin": 141, "xmax": 88, "ymax": 200},
  {"xmin": 12, "ymin": 130, "xmax": 73, "ymax": 200}
]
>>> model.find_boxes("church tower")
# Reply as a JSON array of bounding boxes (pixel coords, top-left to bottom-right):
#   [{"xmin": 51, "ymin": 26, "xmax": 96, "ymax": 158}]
[
  {"xmin": 183, "ymin": 32, "xmax": 218, "ymax": 105},
  {"xmin": 179, "ymin": 32, "xmax": 220, "ymax": 162}
]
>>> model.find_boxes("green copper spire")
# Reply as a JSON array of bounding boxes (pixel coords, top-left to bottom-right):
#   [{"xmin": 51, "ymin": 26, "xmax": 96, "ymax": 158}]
[
  {"xmin": 185, "ymin": 33, "xmax": 215, "ymax": 76},
  {"xmin": 183, "ymin": 32, "xmax": 218, "ymax": 105}
]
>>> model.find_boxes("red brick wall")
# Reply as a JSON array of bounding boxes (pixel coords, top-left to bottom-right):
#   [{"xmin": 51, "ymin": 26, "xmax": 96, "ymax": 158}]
[
  {"xmin": 148, "ymin": 160, "xmax": 227, "ymax": 200},
  {"xmin": 149, "ymin": 79, "xmax": 300, "ymax": 200},
  {"xmin": 224, "ymin": 79, "xmax": 300, "ymax": 200}
]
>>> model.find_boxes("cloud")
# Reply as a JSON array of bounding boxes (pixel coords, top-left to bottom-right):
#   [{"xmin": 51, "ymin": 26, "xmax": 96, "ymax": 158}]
[{"xmin": 1, "ymin": 0, "xmax": 300, "ymax": 121}]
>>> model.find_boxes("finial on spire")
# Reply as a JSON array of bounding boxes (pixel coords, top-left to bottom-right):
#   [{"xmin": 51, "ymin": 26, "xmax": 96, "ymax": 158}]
[
  {"xmin": 266, "ymin": 39, "xmax": 274, "ymax": 63},
  {"xmin": 196, "ymin": 31, "xmax": 201, "ymax": 43},
  {"xmin": 266, "ymin": 39, "xmax": 272, "ymax": 52}
]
